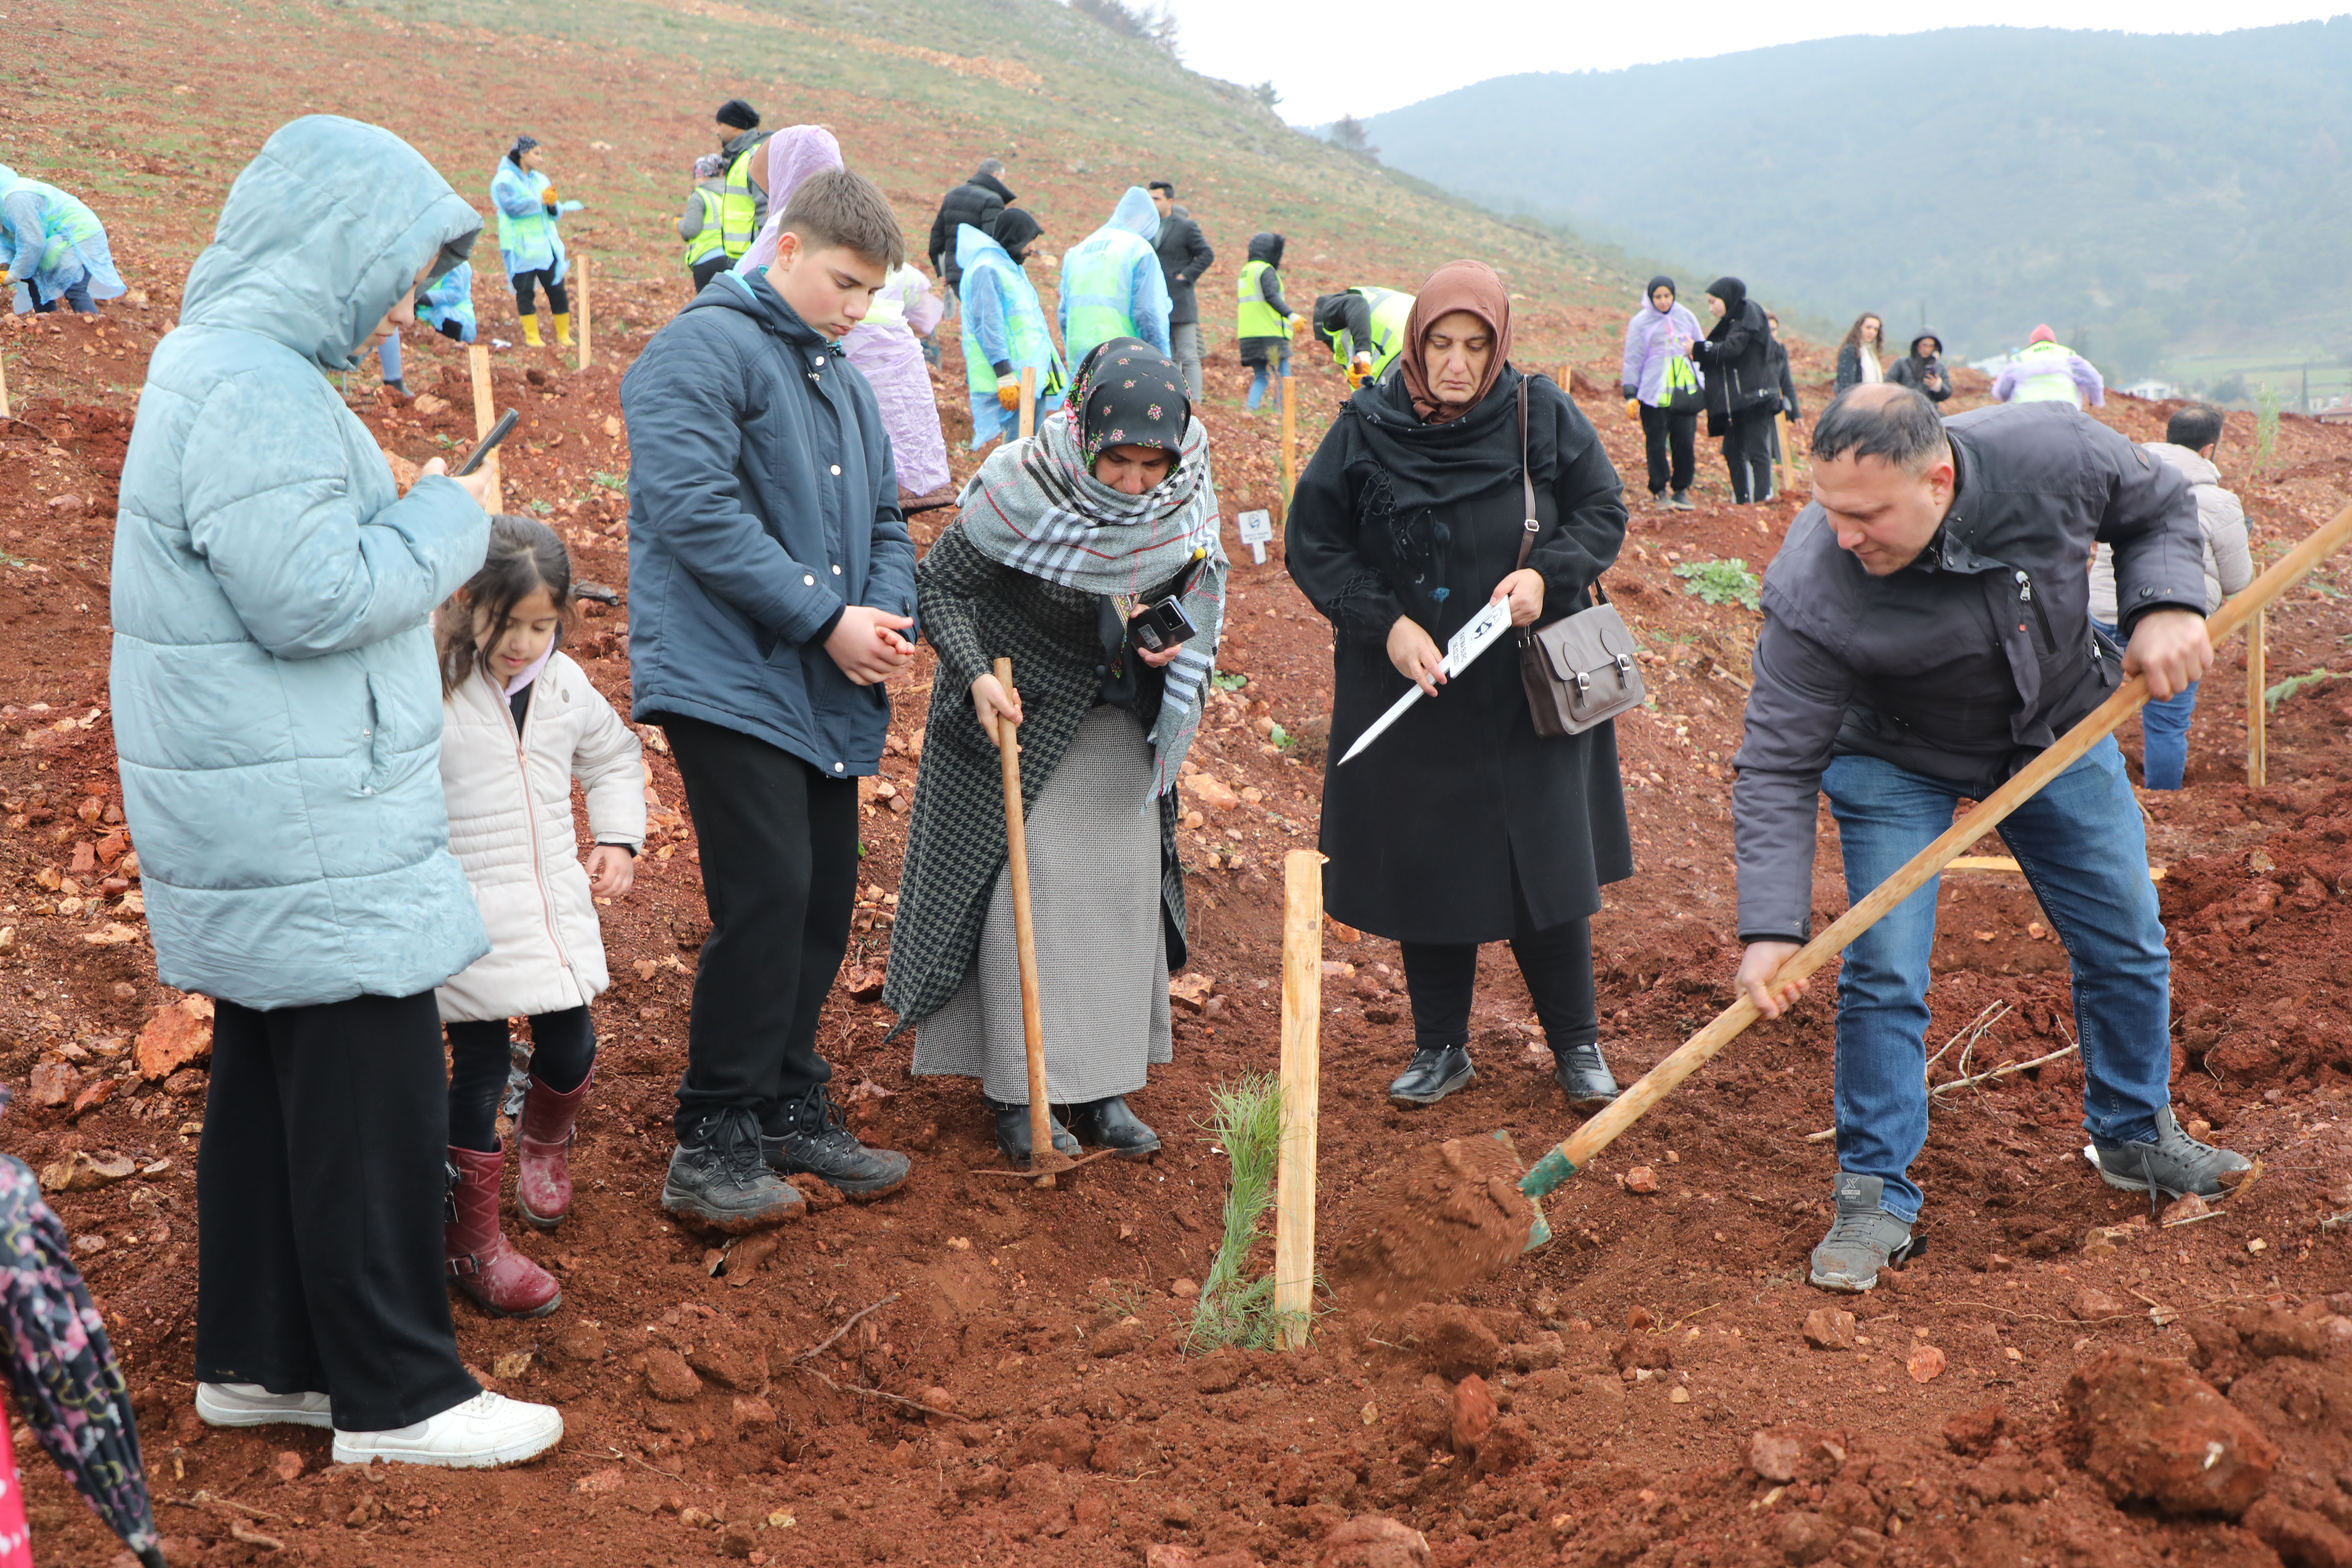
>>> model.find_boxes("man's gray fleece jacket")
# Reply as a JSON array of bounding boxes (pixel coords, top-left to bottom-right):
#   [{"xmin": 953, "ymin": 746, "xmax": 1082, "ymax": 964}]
[{"xmin": 1730, "ymin": 401, "xmax": 2208, "ymax": 944}]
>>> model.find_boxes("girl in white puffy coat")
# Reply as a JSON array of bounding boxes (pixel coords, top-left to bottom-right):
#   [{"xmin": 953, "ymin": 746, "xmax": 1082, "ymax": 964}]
[{"xmin": 433, "ymin": 516, "xmax": 644, "ymax": 1318}]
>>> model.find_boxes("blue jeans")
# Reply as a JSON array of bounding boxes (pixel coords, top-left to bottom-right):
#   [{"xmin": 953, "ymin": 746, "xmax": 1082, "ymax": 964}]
[
  {"xmin": 1821, "ymin": 739, "xmax": 2171, "ymax": 1222},
  {"xmin": 377, "ymin": 331, "xmax": 403, "ymax": 386},
  {"xmin": 2094, "ymin": 619, "xmax": 2195, "ymax": 790},
  {"xmin": 1245, "ymin": 347, "xmax": 1288, "ymax": 412},
  {"xmin": 30, "ymin": 276, "xmax": 96, "ymax": 314}
]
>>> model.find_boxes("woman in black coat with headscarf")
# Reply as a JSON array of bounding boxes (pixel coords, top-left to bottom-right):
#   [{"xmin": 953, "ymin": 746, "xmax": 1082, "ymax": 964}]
[
  {"xmin": 1689, "ymin": 275, "xmax": 1779, "ymax": 504},
  {"xmin": 1286, "ymin": 260, "xmax": 1633, "ymax": 1112}
]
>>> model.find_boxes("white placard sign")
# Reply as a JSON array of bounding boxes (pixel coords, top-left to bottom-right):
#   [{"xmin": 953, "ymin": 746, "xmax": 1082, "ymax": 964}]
[{"xmin": 1235, "ymin": 509, "xmax": 1273, "ymax": 564}]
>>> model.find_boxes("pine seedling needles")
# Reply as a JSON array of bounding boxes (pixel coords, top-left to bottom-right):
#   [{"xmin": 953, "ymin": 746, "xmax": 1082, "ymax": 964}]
[{"xmin": 1185, "ymin": 1073, "xmax": 1304, "ymax": 1352}]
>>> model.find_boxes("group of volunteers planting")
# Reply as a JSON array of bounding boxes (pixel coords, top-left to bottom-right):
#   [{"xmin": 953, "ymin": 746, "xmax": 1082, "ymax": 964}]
[{"xmin": 72, "ymin": 103, "xmax": 2253, "ymax": 1475}]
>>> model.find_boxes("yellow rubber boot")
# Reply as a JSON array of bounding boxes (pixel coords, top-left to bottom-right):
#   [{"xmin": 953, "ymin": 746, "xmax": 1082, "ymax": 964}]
[
  {"xmin": 552, "ymin": 312, "xmax": 572, "ymax": 347},
  {"xmin": 520, "ymin": 314, "xmax": 543, "ymax": 347}
]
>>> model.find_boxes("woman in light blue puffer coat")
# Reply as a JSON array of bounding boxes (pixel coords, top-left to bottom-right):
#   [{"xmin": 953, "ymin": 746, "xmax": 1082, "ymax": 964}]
[{"xmin": 108, "ymin": 115, "xmax": 562, "ymax": 1470}]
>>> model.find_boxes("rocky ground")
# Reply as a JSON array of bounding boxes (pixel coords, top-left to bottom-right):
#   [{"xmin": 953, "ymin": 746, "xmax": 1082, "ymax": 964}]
[{"xmin": 11, "ymin": 2, "xmax": 2352, "ymax": 1565}]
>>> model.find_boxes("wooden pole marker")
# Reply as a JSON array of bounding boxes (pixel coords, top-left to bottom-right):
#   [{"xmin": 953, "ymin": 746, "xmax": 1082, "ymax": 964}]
[
  {"xmin": 575, "ymin": 252, "xmax": 592, "ymax": 373},
  {"xmin": 1279, "ymin": 371, "xmax": 1296, "ymax": 522},
  {"xmin": 467, "ymin": 343, "xmax": 502, "ymax": 514},
  {"xmin": 1018, "ymin": 366, "xmax": 1037, "ymax": 441},
  {"xmin": 2248, "ymin": 607, "xmax": 2267, "ymax": 787},
  {"xmin": 0, "ymin": 350, "xmax": 11, "ymax": 420},
  {"xmin": 1273, "ymin": 850, "xmax": 1325, "ymax": 1348}
]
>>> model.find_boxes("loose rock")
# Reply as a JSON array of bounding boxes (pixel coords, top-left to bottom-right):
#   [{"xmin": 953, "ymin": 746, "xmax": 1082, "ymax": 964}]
[
  {"xmin": 2071, "ymin": 1287, "xmax": 2130, "ymax": 1321},
  {"xmin": 1907, "ymin": 1344, "xmax": 1947, "ymax": 1382},
  {"xmin": 1623, "ymin": 1165, "xmax": 1658, "ymax": 1194},
  {"xmin": 1315, "ymin": 1515, "xmax": 1432, "ymax": 1568},
  {"xmin": 1448, "ymin": 1374, "xmax": 1495, "ymax": 1454},
  {"xmin": 1801, "ymin": 1307, "xmax": 1856, "ymax": 1351},
  {"xmin": 135, "ymin": 994, "xmax": 216, "ymax": 1082},
  {"xmin": 2063, "ymin": 1349, "xmax": 2278, "ymax": 1516},
  {"xmin": 643, "ymin": 1346, "xmax": 703, "ymax": 1403}
]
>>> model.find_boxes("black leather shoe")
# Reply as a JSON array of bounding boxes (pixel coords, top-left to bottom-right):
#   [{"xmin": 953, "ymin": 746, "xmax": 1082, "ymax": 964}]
[
  {"xmin": 991, "ymin": 1100, "xmax": 1080, "ymax": 1162},
  {"xmin": 762, "ymin": 1091, "xmax": 910, "ymax": 1201},
  {"xmin": 1553, "ymin": 1042, "xmax": 1620, "ymax": 1108},
  {"xmin": 1063, "ymin": 1096, "xmax": 1161, "ymax": 1159},
  {"xmin": 1388, "ymin": 1044, "xmax": 1475, "ymax": 1107}
]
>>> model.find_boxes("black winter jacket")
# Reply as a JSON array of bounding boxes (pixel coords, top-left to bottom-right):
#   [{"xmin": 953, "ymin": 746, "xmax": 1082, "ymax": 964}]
[
  {"xmin": 1152, "ymin": 210, "xmax": 1215, "ymax": 327},
  {"xmin": 1691, "ymin": 296, "xmax": 1778, "ymax": 429},
  {"xmin": 1729, "ymin": 401, "xmax": 2207, "ymax": 943},
  {"xmin": 927, "ymin": 171, "xmax": 1015, "ymax": 284},
  {"xmin": 1887, "ymin": 331, "xmax": 1953, "ymax": 404}
]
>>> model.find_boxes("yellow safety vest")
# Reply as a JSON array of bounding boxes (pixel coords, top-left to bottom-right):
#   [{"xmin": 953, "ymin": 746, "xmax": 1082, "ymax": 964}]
[
  {"xmin": 1323, "ymin": 286, "xmax": 1413, "ymax": 376},
  {"xmin": 720, "ymin": 145, "xmax": 764, "ymax": 259},
  {"xmin": 2008, "ymin": 340, "xmax": 2083, "ymax": 405},
  {"xmin": 683, "ymin": 186, "xmax": 724, "ymax": 266},
  {"xmin": 1237, "ymin": 259, "xmax": 1286, "ymax": 340}
]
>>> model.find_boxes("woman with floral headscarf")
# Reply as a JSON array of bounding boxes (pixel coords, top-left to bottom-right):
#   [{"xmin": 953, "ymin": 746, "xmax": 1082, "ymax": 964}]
[
  {"xmin": 886, "ymin": 339, "xmax": 1226, "ymax": 1162},
  {"xmin": 1288, "ymin": 260, "xmax": 1634, "ymax": 1115}
]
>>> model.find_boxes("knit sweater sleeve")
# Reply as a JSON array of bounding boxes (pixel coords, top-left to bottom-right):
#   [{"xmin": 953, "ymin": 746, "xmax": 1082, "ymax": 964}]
[{"xmin": 915, "ymin": 520, "xmax": 1010, "ymax": 694}]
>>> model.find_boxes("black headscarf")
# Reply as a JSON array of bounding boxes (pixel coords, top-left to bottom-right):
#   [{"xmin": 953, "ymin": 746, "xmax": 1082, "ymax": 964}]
[
  {"xmin": 716, "ymin": 98, "xmax": 761, "ymax": 131},
  {"xmin": 1705, "ymin": 275, "xmax": 1747, "ymax": 317},
  {"xmin": 989, "ymin": 207, "xmax": 1042, "ymax": 264},
  {"xmin": 1071, "ymin": 338, "xmax": 1191, "ymax": 466},
  {"xmin": 505, "ymin": 135, "xmax": 540, "ymax": 169},
  {"xmin": 1646, "ymin": 275, "xmax": 1676, "ymax": 305}
]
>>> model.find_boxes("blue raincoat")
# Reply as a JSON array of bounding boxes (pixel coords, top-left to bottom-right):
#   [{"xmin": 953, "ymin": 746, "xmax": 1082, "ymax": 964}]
[
  {"xmin": 1056, "ymin": 185, "xmax": 1170, "ymax": 372},
  {"xmin": 109, "ymin": 116, "xmax": 492, "ymax": 1010},
  {"xmin": 417, "ymin": 259, "xmax": 477, "ymax": 343},
  {"xmin": 0, "ymin": 166, "xmax": 125, "ymax": 313},
  {"xmin": 958, "ymin": 224, "xmax": 1066, "ymax": 450},
  {"xmin": 489, "ymin": 159, "xmax": 568, "ymax": 284}
]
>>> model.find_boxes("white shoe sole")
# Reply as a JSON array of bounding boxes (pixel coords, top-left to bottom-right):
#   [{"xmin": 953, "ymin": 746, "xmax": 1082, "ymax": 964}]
[
  {"xmin": 331, "ymin": 1415, "xmax": 563, "ymax": 1470},
  {"xmin": 195, "ymin": 1386, "xmax": 332, "ymax": 1430}
]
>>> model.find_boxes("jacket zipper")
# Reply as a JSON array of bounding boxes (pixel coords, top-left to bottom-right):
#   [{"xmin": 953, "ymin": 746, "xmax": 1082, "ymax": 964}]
[
  {"xmin": 498, "ymin": 678, "xmax": 577, "ymax": 978},
  {"xmin": 2016, "ymin": 571, "xmax": 2056, "ymax": 651}
]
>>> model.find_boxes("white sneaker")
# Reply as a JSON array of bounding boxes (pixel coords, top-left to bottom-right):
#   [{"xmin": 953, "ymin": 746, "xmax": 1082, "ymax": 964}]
[
  {"xmin": 331, "ymin": 1390, "xmax": 563, "ymax": 1469},
  {"xmin": 195, "ymin": 1382, "xmax": 333, "ymax": 1430}
]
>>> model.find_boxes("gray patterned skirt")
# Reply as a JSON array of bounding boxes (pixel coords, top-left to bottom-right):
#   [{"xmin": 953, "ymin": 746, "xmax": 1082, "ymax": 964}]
[{"xmin": 911, "ymin": 704, "xmax": 1173, "ymax": 1104}]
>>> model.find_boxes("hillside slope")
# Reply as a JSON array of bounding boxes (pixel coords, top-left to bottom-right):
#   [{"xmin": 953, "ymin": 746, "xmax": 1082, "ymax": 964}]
[{"xmin": 1363, "ymin": 21, "xmax": 2352, "ymax": 373}]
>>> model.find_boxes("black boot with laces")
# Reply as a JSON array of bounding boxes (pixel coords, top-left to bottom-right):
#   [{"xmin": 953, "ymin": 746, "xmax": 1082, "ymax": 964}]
[{"xmin": 763, "ymin": 1090, "xmax": 911, "ymax": 1201}]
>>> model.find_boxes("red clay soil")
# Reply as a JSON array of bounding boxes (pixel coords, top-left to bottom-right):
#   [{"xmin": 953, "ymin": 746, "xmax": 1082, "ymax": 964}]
[{"xmin": 11, "ymin": 156, "xmax": 2352, "ymax": 1568}]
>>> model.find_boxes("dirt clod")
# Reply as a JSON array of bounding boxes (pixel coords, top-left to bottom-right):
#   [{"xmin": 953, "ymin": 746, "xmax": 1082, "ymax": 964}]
[
  {"xmin": 1329, "ymin": 1138, "xmax": 1536, "ymax": 1308},
  {"xmin": 642, "ymin": 1347, "xmax": 702, "ymax": 1403},
  {"xmin": 1801, "ymin": 1308, "xmax": 1855, "ymax": 1351},
  {"xmin": 1315, "ymin": 1515, "xmax": 1431, "ymax": 1568},
  {"xmin": 2063, "ymin": 1349, "xmax": 2280, "ymax": 1516},
  {"xmin": 1447, "ymin": 1374, "xmax": 1495, "ymax": 1453}
]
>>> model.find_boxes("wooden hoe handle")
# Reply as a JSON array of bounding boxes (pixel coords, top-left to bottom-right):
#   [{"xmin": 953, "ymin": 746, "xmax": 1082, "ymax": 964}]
[{"xmin": 993, "ymin": 658, "xmax": 1057, "ymax": 1184}]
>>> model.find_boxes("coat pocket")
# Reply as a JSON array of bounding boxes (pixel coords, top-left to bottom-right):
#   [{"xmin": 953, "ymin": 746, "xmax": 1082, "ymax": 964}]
[{"xmin": 360, "ymin": 672, "xmax": 396, "ymax": 796}]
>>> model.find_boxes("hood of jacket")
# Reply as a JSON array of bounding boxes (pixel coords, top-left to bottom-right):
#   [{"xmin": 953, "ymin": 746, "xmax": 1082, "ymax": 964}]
[
  {"xmin": 1247, "ymin": 231, "xmax": 1285, "ymax": 268},
  {"xmin": 1907, "ymin": 330, "xmax": 1944, "ymax": 360},
  {"xmin": 1704, "ymin": 275, "xmax": 1747, "ymax": 321},
  {"xmin": 688, "ymin": 263, "xmax": 833, "ymax": 348},
  {"xmin": 1103, "ymin": 185, "xmax": 1162, "ymax": 244},
  {"xmin": 2142, "ymin": 440, "xmax": 2220, "ymax": 489},
  {"xmin": 958, "ymin": 222, "xmax": 1022, "ymax": 275},
  {"xmin": 180, "ymin": 116, "xmax": 480, "ymax": 372},
  {"xmin": 968, "ymin": 169, "xmax": 1016, "ymax": 204}
]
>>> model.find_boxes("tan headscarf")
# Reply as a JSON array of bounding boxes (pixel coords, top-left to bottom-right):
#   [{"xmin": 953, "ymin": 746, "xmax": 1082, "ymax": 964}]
[{"xmin": 1399, "ymin": 259, "xmax": 1514, "ymax": 424}]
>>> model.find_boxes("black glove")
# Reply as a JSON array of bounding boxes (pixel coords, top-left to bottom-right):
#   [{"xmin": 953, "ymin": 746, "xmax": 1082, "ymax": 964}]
[{"xmin": 1621, "ymin": 385, "xmax": 1638, "ymax": 401}]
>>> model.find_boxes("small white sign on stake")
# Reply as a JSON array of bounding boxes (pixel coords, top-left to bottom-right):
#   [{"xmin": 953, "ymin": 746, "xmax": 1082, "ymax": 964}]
[{"xmin": 1235, "ymin": 509, "xmax": 1274, "ymax": 565}]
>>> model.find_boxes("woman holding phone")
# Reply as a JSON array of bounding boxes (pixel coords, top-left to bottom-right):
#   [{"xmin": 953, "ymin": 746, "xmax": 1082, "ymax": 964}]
[{"xmin": 884, "ymin": 340, "xmax": 1226, "ymax": 1162}]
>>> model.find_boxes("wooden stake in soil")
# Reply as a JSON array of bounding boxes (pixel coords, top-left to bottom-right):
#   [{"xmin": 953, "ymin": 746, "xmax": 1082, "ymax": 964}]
[
  {"xmin": 992, "ymin": 657, "xmax": 1058, "ymax": 1186},
  {"xmin": 1775, "ymin": 411, "xmax": 1795, "ymax": 497},
  {"xmin": 1273, "ymin": 849, "xmax": 1324, "ymax": 1349},
  {"xmin": 1279, "ymin": 372, "xmax": 1296, "ymax": 522},
  {"xmin": 467, "ymin": 343, "xmax": 503, "ymax": 514},
  {"xmin": 1018, "ymin": 366, "xmax": 1037, "ymax": 441},
  {"xmin": 574, "ymin": 252, "xmax": 591, "ymax": 373},
  {"xmin": 0, "ymin": 350, "xmax": 10, "ymax": 420},
  {"xmin": 1515, "ymin": 494, "xmax": 2352, "ymax": 1218},
  {"xmin": 2248, "ymin": 607, "xmax": 2267, "ymax": 786}
]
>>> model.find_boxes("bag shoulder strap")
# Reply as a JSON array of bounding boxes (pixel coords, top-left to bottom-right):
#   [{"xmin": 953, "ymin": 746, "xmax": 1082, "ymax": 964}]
[{"xmin": 1516, "ymin": 378, "xmax": 1538, "ymax": 572}]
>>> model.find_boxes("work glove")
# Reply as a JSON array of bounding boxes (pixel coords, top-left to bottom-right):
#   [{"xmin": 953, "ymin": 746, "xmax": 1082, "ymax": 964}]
[
  {"xmin": 539, "ymin": 186, "xmax": 558, "ymax": 205},
  {"xmin": 1288, "ymin": 313, "xmax": 1305, "ymax": 335},
  {"xmin": 1626, "ymin": 398, "xmax": 1641, "ymax": 425},
  {"xmin": 996, "ymin": 378, "xmax": 1021, "ymax": 411},
  {"xmin": 1348, "ymin": 351, "xmax": 1373, "ymax": 389}
]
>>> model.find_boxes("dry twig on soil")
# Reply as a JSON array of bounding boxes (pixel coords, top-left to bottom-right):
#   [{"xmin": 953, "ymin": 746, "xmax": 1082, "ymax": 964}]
[{"xmin": 792, "ymin": 1292, "xmax": 900, "ymax": 1363}]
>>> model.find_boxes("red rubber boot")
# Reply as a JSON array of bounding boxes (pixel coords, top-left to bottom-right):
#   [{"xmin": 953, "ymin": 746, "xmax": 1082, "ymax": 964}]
[
  {"xmin": 516, "ymin": 1072, "xmax": 593, "ymax": 1230},
  {"xmin": 444, "ymin": 1143, "xmax": 561, "ymax": 1318}
]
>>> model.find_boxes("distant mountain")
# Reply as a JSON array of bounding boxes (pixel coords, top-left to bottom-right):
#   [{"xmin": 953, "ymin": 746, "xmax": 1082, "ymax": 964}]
[{"xmin": 1363, "ymin": 22, "xmax": 2352, "ymax": 377}]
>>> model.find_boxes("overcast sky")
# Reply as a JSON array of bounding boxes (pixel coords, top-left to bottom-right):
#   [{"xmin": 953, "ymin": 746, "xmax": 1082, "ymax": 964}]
[{"xmin": 1156, "ymin": 2, "xmax": 2352, "ymax": 126}]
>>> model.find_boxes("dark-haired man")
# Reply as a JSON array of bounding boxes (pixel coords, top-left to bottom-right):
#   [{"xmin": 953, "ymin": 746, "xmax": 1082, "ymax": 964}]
[
  {"xmin": 1147, "ymin": 180, "xmax": 1214, "ymax": 400},
  {"xmin": 713, "ymin": 98, "xmax": 772, "ymax": 270},
  {"xmin": 927, "ymin": 158, "xmax": 1014, "ymax": 295},
  {"xmin": 623, "ymin": 168, "xmax": 918, "ymax": 1231},
  {"xmin": 1729, "ymin": 384, "xmax": 2250, "ymax": 1292}
]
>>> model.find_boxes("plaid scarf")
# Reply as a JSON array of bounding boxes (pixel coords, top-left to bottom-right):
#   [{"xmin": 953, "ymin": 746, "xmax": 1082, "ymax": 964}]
[{"xmin": 956, "ymin": 405, "xmax": 1227, "ymax": 800}]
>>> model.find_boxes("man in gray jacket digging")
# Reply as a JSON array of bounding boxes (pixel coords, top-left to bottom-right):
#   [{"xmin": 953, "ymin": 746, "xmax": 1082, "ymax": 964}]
[{"xmin": 1729, "ymin": 384, "xmax": 2252, "ymax": 1292}]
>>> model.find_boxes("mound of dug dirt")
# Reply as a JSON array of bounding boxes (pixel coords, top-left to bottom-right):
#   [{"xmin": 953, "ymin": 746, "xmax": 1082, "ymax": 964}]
[{"xmin": 1328, "ymin": 1136, "xmax": 1538, "ymax": 1309}]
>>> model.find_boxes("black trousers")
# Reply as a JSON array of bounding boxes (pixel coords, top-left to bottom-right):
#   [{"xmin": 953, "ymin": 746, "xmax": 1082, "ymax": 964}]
[
  {"xmin": 1722, "ymin": 410, "xmax": 1776, "ymax": 503},
  {"xmin": 655, "ymin": 713, "xmax": 859, "ymax": 1139},
  {"xmin": 446, "ymin": 1006, "xmax": 596, "ymax": 1154},
  {"xmin": 197, "ymin": 993, "xmax": 479, "ymax": 1433},
  {"xmin": 1639, "ymin": 403, "xmax": 1697, "ymax": 496},
  {"xmin": 690, "ymin": 254, "xmax": 734, "ymax": 293},
  {"xmin": 1399, "ymin": 873, "xmax": 1600, "ymax": 1054},
  {"xmin": 513, "ymin": 268, "xmax": 570, "ymax": 317}
]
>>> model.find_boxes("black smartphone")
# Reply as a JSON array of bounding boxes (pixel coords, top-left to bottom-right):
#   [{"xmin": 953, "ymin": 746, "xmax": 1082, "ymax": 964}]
[
  {"xmin": 452, "ymin": 409, "xmax": 519, "ymax": 477},
  {"xmin": 1129, "ymin": 595, "xmax": 1198, "ymax": 654}
]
